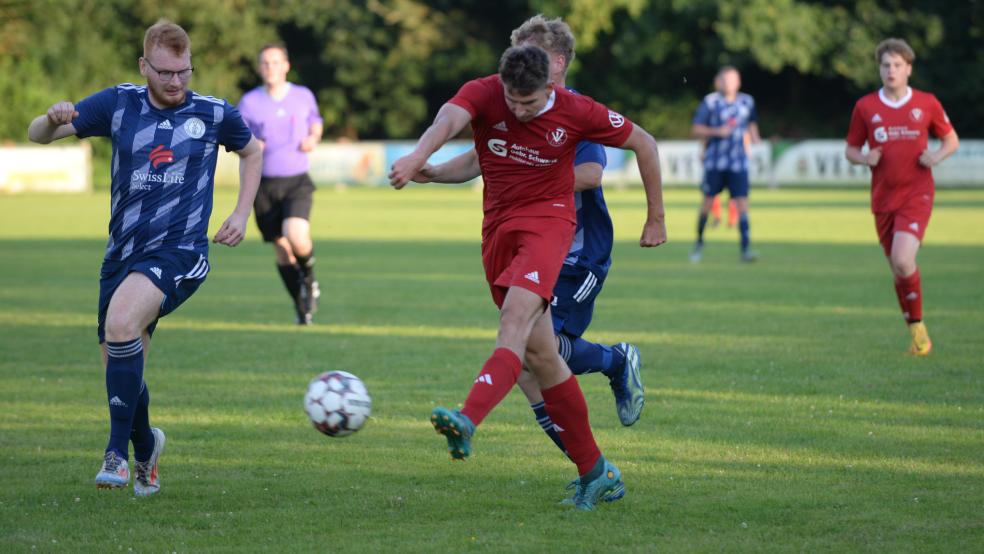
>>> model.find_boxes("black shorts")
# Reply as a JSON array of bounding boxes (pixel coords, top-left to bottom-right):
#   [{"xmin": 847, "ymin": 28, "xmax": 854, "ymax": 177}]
[{"xmin": 253, "ymin": 173, "xmax": 316, "ymax": 242}]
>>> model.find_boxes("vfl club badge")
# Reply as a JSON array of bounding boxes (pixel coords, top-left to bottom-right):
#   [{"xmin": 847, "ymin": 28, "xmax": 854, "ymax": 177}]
[
  {"xmin": 184, "ymin": 117, "xmax": 206, "ymax": 139},
  {"xmin": 608, "ymin": 110, "xmax": 625, "ymax": 128},
  {"xmin": 547, "ymin": 127, "xmax": 568, "ymax": 147},
  {"xmin": 909, "ymin": 108, "xmax": 923, "ymax": 122}
]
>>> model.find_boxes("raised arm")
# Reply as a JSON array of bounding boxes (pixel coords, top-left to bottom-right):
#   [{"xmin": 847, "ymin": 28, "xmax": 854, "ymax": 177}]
[
  {"xmin": 389, "ymin": 103, "xmax": 473, "ymax": 189},
  {"xmin": 28, "ymin": 102, "xmax": 80, "ymax": 144},
  {"xmin": 620, "ymin": 125, "xmax": 666, "ymax": 247},
  {"xmin": 213, "ymin": 136, "xmax": 263, "ymax": 247}
]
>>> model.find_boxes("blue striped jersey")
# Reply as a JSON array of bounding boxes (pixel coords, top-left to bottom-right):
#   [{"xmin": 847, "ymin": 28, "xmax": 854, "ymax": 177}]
[
  {"xmin": 73, "ymin": 84, "xmax": 252, "ymax": 261},
  {"xmin": 561, "ymin": 140, "xmax": 613, "ymax": 277},
  {"xmin": 693, "ymin": 91, "xmax": 757, "ymax": 172}
]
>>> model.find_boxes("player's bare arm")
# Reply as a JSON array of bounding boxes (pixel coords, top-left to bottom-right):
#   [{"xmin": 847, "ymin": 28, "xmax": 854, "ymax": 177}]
[
  {"xmin": 214, "ymin": 136, "xmax": 263, "ymax": 247},
  {"xmin": 389, "ymin": 103, "xmax": 472, "ymax": 189},
  {"xmin": 845, "ymin": 145, "xmax": 882, "ymax": 167},
  {"xmin": 421, "ymin": 148, "xmax": 482, "ymax": 184},
  {"xmin": 300, "ymin": 121, "xmax": 324, "ymax": 152},
  {"xmin": 692, "ymin": 122, "xmax": 734, "ymax": 139},
  {"xmin": 27, "ymin": 101, "xmax": 80, "ymax": 144},
  {"xmin": 621, "ymin": 125, "xmax": 667, "ymax": 247},
  {"xmin": 573, "ymin": 161, "xmax": 604, "ymax": 192},
  {"xmin": 747, "ymin": 122, "xmax": 762, "ymax": 144},
  {"xmin": 919, "ymin": 129, "xmax": 959, "ymax": 168}
]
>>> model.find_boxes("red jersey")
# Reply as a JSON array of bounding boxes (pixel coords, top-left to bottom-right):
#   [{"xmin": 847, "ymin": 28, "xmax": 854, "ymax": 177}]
[
  {"xmin": 448, "ymin": 75, "xmax": 634, "ymax": 225},
  {"xmin": 846, "ymin": 87, "xmax": 953, "ymax": 213}
]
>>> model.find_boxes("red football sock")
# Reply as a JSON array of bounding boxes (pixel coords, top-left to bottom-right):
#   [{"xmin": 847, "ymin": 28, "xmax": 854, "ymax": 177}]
[
  {"xmin": 460, "ymin": 348, "xmax": 522, "ymax": 427},
  {"xmin": 895, "ymin": 270, "xmax": 923, "ymax": 323},
  {"xmin": 541, "ymin": 375, "xmax": 602, "ymax": 476}
]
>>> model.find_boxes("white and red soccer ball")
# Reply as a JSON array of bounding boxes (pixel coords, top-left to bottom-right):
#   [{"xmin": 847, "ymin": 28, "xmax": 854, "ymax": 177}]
[{"xmin": 304, "ymin": 371, "xmax": 372, "ymax": 437}]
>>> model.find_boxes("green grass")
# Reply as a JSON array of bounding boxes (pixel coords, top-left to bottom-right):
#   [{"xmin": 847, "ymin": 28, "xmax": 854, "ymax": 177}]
[{"xmin": 1, "ymin": 187, "xmax": 982, "ymax": 552}]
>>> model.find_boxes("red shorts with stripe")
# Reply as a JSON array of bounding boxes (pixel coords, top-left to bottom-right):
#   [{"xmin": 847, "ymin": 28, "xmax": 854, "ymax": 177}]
[
  {"xmin": 481, "ymin": 216, "xmax": 575, "ymax": 308},
  {"xmin": 873, "ymin": 192, "xmax": 933, "ymax": 256}
]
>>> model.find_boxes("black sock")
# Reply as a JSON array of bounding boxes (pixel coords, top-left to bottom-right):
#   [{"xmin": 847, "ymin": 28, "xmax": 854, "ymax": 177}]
[
  {"xmin": 295, "ymin": 251, "xmax": 316, "ymax": 286},
  {"xmin": 277, "ymin": 263, "xmax": 302, "ymax": 301}
]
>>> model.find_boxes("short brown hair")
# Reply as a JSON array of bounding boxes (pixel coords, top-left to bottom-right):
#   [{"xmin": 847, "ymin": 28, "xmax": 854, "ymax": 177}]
[
  {"xmin": 875, "ymin": 38, "xmax": 915, "ymax": 65},
  {"xmin": 144, "ymin": 19, "xmax": 190, "ymax": 58},
  {"xmin": 259, "ymin": 43, "xmax": 289, "ymax": 61},
  {"xmin": 510, "ymin": 14, "xmax": 575, "ymax": 70},
  {"xmin": 499, "ymin": 45, "xmax": 550, "ymax": 95}
]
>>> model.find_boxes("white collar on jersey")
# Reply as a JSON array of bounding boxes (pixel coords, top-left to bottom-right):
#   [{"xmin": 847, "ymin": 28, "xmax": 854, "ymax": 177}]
[
  {"xmin": 266, "ymin": 82, "xmax": 292, "ymax": 102},
  {"xmin": 878, "ymin": 86, "xmax": 912, "ymax": 109},
  {"xmin": 533, "ymin": 89, "xmax": 557, "ymax": 118}
]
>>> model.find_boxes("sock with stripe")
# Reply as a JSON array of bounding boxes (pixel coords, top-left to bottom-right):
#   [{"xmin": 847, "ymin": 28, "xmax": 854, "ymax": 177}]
[
  {"xmin": 558, "ymin": 332, "xmax": 624, "ymax": 378},
  {"xmin": 460, "ymin": 348, "xmax": 522, "ymax": 427},
  {"xmin": 530, "ymin": 401, "xmax": 569, "ymax": 458},
  {"xmin": 295, "ymin": 251, "xmax": 317, "ymax": 287},
  {"xmin": 894, "ymin": 270, "xmax": 923, "ymax": 323},
  {"xmin": 541, "ymin": 375, "xmax": 602, "ymax": 476},
  {"xmin": 130, "ymin": 383, "xmax": 155, "ymax": 462},
  {"xmin": 105, "ymin": 338, "xmax": 144, "ymax": 460}
]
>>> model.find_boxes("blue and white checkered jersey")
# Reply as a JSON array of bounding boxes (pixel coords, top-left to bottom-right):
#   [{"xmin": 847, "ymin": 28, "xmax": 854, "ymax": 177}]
[
  {"xmin": 693, "ymin": 91, "xmax": 757, "ymax": 172},
  {"xmin": 561, "ymin": 140, "xmax": 613, "ymax": 277},
  {"xmin": 72, "ymin": 84, "xmax": 252, "ymax": 261}
]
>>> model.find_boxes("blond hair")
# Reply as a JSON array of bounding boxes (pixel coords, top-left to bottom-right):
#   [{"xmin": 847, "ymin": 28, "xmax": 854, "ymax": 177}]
[
  {"xmin": 510, "ymin": 14, "xmax": 575, "ymax": 70},
  {"xmin": 143, "ymin": 19, "xmax": 191, "ymax": 58}
]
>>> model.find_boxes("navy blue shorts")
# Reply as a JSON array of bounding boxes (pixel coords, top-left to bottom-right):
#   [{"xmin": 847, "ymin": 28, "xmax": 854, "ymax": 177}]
[
  {"xmin": 97, "ymin": 249, "xmax": 210, "ymax": 343},
  {"xmin": 550, "ymin": 267, "xmax": 606, "ymax": 338},
  {"xmin": 701, "ymin": 169, "xmax": 750, "ymax": 199}
]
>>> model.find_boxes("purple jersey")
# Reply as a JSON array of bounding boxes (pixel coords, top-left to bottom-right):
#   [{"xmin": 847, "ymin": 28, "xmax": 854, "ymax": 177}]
[
  {"xmin": 238, "ymin": 83, "xmax": 322, "ymax": 178},
  {"xmin": 72, "ymin": 84, "xmax": 252, "ymax": 261}
]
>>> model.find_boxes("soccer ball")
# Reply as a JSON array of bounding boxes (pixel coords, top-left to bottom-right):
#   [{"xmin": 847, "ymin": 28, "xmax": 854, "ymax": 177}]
[{"xmin": 304, "ymin": 371, "xmax": 372, "ymax": 437}]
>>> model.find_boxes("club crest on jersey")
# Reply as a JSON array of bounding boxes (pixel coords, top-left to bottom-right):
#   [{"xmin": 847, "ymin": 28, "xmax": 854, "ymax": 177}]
[
  {"xmin": 149, "ymin": 144, "xmax": 174, "ymax": 169},
  {"xmin": 184, "ymin": 117, "xmax": 206, "ymax": 139},
  {"xmin": 909, "ymin": 108, "xmax": 923, "ymax": 122},
  {"xmin": 608, "ymin": 110, "xmax": 625, "ymax": 128},
  {"xmin": 873, "ymin": 126, "xmax": 888, "ymax": 143},
  {"xmin": 546, "ymin": 127, "xmax": 568, "ymax": 147}
]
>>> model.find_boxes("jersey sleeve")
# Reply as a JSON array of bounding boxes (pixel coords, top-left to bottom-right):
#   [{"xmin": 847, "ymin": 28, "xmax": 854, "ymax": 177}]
[
  {"xmin": 447, "ymin": 78, "xmax": 491, "ymax": 121},
  {"xmin": 748, "ymin": 96, "xmax": 758, "ymax": 123},
  {"xmin": 574, "ymin": 141, "xmax": 607, "ymax": 168},
  {"xmin": 692, "ymin": 98, "xmax": 711, "ymax": 125},
  {"xmin": 235, "ymin": 93, "xmax": 262, "ymax": 140},
  {"xmin": 928, "ymin": 95, "xmax": 954, "ymax": 138},
  {"xmin": 580, "ymin": 99, "xmax": 634, "ymax": 148},
  {"xmin": 304, "ymin": 87, "xmax": 323, "ymax": 127},
  {"xmin": 218, "ymin": 102, "xmax": 254, "ymax": 152},
  {"xmin": 72, "ymin": 87, "xmax": 118, "ymax": 138},
  {"xmin": 845, "ymin": 102, "xmax": 868, "ymax": 148}
]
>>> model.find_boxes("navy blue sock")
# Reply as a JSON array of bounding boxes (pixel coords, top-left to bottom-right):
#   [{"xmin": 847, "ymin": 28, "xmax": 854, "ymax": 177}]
[
  {"xmin": 697, "ymin": 212, "xmax": 709, "ymax": 244},
  {"xmin": 739, "ymin": 213, "xmax": 750, "ymax": 252},
  {"xmin": 563, "ymin": 333, "xmax": 623, "ymax": 377},
  {"xmin": 105, "ymin": 339, "xmax": 144, "ymax": 460},
  {"xmin": 531, "ymin": 401, "xmax": 569, "ymax": 458},
  {"xmin": 130, "ymin": 383, "xmax": 154, "ymax": 462}
]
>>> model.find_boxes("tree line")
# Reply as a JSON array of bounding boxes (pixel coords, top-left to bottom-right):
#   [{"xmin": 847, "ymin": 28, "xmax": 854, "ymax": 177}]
[{"xmin": 2, "ymin": 0, "xmax": 980, "ymax": 145}]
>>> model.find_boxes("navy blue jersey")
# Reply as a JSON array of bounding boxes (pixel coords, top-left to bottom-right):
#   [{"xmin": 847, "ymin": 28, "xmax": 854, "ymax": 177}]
[
  {"xmin": 73, "ymin": 84, "xmax": 252, "ymax": 261},
  {"xmin": 561, "ymin": 140, "xmax": 613, "ymax": 276},
  {"xmin": 693, "ymin": 91, "xmax": 757, "ymax": 172}
]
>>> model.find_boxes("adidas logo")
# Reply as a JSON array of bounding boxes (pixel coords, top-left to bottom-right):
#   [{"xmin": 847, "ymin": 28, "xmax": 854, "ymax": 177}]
[
  {"xmin": 475, "ymin": 374, "xmax": 493, "ymax": 385},
  {"xmin": 909, "ymin": 222, "xmax": 919, "ymax": 232},
  {"xmin": 871, "ymin": 113, "xmax": 882, "ymax": 123},
  {"xmin": 493, "ymin": 121, "xmax": 508, "ymax": 132},
  {"xmin": 524, "ymin": 271, "xmax": 540, "ymax": 284},
  {"xmin": 157, "ymin": 119, "xmax": 173, "ymax": 130},
  {"xmin": 149, "ymin": 267, "xmax": 162, "ymax": 279},
  {"xmin": 109, "ymin": 396, "xmax": 128, "ymax": 408}
]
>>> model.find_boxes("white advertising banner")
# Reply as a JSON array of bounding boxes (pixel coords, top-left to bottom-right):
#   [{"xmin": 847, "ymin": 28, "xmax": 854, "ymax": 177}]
[
  {"xmin": 607, "ymin": 141, "xmax": 773, "ymax": 187},
  {"xmin": 0, "ymin": 144, "xmax": 91, "ymax": 193}
]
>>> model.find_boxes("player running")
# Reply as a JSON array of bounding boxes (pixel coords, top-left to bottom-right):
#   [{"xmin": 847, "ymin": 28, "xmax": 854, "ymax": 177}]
[
  {"xmin": 27, "ymin": 19, "xmax": 262, "ymax": 495},
  {"xmin": 390, "ymin": 44, "xmax": 666, "ymax": 510},
  {"xmin": 239, "ymin": 44, "xmax": 324, "ymax": 325},
  {"xmin": 690, "ymin": 66, "xmax": 761, "ymax": 263},
  {"xmin": 845, "ymin": 38, "xmax": 959, "ymax": 355},
  {"xmin": 412, "ymin": 15, "xmax": 647, "ymax": 461}
]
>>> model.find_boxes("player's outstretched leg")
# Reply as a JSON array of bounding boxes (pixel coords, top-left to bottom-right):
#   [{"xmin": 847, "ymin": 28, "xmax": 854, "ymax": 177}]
[
  {"xmin": 430, "ymin": 407, "xmax": 475, "ymax": 460},
  {"xmin": 908, "ymin": 321, "xmax": 932, "ymax": 356},
  {"xmin": 134, "ymin": 427, "xmax": 166, "ymax": 497},
  {"xmin": 610, "ymin": 343, "xmax": 645, "ymax": 426}
]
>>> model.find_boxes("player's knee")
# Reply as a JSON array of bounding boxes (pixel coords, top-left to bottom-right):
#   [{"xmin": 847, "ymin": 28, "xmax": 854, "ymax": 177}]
[
  {"xmin": 890, "ymin": 254, "xmax": 917, "ymax": 277},
  {"xmin": 104, "ymin": 312, "xmax": 142, "ymax": 342}
]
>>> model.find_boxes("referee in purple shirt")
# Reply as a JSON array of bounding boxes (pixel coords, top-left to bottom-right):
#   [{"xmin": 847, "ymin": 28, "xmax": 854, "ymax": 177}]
[{"xmin": 238, "ymin": 44, "xmax": 324, "ymax": 324}]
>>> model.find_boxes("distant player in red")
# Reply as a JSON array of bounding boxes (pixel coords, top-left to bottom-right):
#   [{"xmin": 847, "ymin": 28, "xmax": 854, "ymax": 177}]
[
  {"xmin": 845, "ymin": 38, "xmax": 959, "ymax": 355},
  {"xmin": 389, "ymin": 45, "xmax": 666, "ymax": 510}
]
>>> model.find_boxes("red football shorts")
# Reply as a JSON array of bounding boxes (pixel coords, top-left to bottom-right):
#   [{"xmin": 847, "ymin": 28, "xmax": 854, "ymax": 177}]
[
  {"xmin": 481, "ymin": 216, "xmax": 575, "ymax": 308},
  {"xmin": 873, "ymin": 192, "xmax": 933, "ymax": 256}
]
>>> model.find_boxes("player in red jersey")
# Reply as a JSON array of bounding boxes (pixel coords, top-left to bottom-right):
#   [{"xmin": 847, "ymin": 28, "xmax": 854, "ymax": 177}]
[
  {"xmin": 845, "ymin": 38, "xmax": 959, "ymax": 355},
  {"xmin": 389, "ymin": 45, "xmax": 666, "ymax": 510}
]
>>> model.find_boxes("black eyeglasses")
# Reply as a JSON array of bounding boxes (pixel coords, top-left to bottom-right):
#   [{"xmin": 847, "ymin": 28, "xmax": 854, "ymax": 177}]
[{"xmin": 142, "ymin": 58, "xmax": 194, "ymax": 82}]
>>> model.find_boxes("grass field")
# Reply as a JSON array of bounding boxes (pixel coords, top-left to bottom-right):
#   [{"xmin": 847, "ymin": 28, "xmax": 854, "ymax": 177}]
[{"xmin": 1, "ymin": 186, "xmax": 982, "ymax": 552}]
